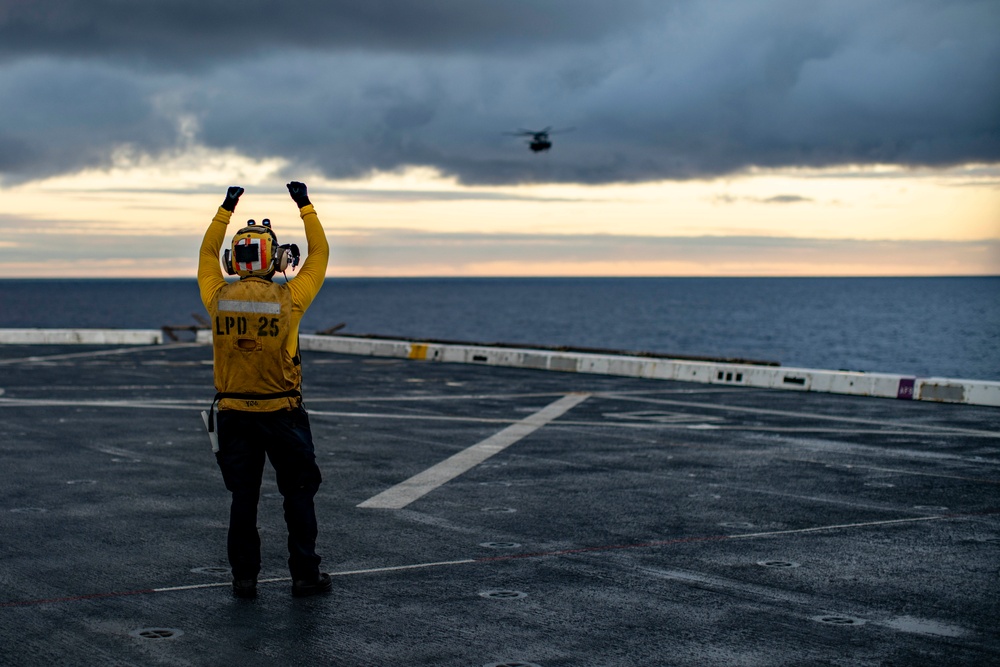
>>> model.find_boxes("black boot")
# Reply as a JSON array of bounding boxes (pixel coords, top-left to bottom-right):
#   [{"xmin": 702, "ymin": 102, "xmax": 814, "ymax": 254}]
[
  {"xmin": 232, "ymin": 578, "xmax": 258, "ymax": 599},
  {"xmin": 292, "ymin": 572, "xmax": 332, "ymax": 597}
]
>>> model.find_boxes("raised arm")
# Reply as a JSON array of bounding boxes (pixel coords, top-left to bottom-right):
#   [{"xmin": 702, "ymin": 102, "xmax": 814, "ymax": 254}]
[
  {"xmin": 286, "ymin": 181, "xmax": 329, "ymax": 310},
  {"xmin": 198, "ymin": 186, "xmax": 243, "ymax": 310}
]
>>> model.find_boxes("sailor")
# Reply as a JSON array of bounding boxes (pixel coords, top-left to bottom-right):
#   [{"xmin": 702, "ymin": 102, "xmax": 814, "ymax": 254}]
[{"xmin": 198, "ymin": 182, "xmax": 331, "ymax": 598}]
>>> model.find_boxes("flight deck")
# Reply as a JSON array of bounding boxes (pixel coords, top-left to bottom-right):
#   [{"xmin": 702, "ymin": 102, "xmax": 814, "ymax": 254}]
[{"xmin": 0, "ymin": 340, "xmax": 998, "ymax": 666}]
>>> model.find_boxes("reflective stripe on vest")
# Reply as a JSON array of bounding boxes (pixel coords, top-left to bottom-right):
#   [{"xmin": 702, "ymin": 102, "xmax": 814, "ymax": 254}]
[{"xmin": 217, "ymin": 299, "xmax": 281, "ymax": 314}]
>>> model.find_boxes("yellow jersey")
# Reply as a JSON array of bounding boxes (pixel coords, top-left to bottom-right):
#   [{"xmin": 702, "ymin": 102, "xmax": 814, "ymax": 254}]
[{"xmin": 198, "ymin": 205, "xmax": 329, "ymax": 411}]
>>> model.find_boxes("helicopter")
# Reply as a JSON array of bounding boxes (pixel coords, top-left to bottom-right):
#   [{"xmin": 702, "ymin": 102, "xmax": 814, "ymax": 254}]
[{"xmin": 506, "ymin": 126, "xmax": 574, "ymax": 152}]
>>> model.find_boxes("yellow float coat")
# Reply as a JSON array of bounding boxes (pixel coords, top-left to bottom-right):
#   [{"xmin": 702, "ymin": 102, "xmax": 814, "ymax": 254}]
[{"xmin": 198, "ymin": 205, "xmax": 329, "ymax": 411}]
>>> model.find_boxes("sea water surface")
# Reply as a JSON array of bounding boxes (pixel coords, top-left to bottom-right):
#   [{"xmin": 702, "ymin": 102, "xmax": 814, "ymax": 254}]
[{"xmin": 1, "ymin": 277, "xmax": 997, "ymax": 381}]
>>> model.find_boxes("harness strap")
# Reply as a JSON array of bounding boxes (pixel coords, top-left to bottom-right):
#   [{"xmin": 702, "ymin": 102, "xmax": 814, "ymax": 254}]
[{"xmin": 207, "ymin": 389, "xmax": 302, "ymax": 432}]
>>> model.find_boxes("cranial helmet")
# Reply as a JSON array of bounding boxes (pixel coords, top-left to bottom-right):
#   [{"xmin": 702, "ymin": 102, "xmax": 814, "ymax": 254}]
[
  {"xmin": 224, "ymin": 219, "xmax": 277, "ymax": 278},
  {"xmin": 223, "ymin": 219, "xmax": 300, "ymax": 278}
]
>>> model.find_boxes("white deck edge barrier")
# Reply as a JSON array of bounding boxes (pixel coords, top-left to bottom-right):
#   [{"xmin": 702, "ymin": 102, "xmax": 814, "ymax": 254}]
[
  {"xmin": 0, "ymin": 329, "xmax": 997, "ymax": 408},
  {"xmin": 294, "ymin": 334, "xmax": 1000, "ymax": 409},
  {"xmin": 0, "ymin": 328, "xmax": 164, "ymax": 345}
]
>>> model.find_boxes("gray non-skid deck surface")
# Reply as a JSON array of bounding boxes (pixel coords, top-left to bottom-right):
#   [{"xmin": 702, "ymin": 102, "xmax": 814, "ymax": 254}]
[{"xmin": 0, "ymin": 343, "xmax": 998, "ymax": 667}]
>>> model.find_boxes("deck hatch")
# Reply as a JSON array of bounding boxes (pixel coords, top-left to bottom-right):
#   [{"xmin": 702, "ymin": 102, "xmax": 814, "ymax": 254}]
[
  {"xmin": 130, "ymin": 628, "xmax": 184, "ymax": 640},
  {"xmin": 480, "ymin": 590, "xmax": 527, "ymax": 600}
]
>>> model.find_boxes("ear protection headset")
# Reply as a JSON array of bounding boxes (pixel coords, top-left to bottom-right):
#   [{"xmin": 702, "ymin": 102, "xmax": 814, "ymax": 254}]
[
  {"xmin": 223, "ymin": 219, "xmax": 301, "ymax": 278},
  {"xmin": 274, "ymin": 242, "xmax": 300, "ymax": 273}
]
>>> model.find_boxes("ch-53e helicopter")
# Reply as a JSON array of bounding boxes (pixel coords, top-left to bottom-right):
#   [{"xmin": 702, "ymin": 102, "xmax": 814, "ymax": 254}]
[{"xmin": 505, "ymin": 126, "xmax": 574, "ymax": 152}]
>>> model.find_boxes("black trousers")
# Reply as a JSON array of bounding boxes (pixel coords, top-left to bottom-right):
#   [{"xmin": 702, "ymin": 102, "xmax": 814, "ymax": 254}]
[{"xmin": 215, "ymin": 407, "xmax": 322, "ymax": 581}]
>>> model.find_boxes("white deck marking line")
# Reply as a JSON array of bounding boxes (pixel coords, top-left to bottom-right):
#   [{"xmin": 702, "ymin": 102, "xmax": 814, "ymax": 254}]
[
  {"xmin": 726, "ymin": 515, "xmax": 945, "ymax": 539},
  {"xmin": 310, "ymin": 410, "xmax": 521, "ymax": 425},
  {"xmin": 779, "ymin": 437, "xmax": 1000, "ymax": 466},
  {"xmin": 0, "ymin": 399, "xmax": 537, "ymax": 427},
  {"xmin": 9, "ymin": 510, "xmax": 994, "ymax": 607},
  {"xmin": 0, "ymin": 398, "xmax": 207, "ymax": 411},
  {"xmin": 304, "ymin": 387, "xmax": 744, "ymax": 404},
  {"xmin": 157, "ymin": 516, "xmax": 981, "ymax": 591},
  {"xmin": 600, "ymin": 392, "xmax": 1000, "ymax": 438},
  {"xmin": 358, "ymin": 393, "xmax": 591, "ymax": 509},
  {"xmin": 307, "ymin": 391, "xmax": 570, "ymax": 403},
  {"xmin": 559, "ymin": 420, "xmax": 1000, "ymax": 438},
  {"xmin": 0, "ymin": 343, "xmax": 202, "ymax": 365},
  {"xmin": 785, "ymin": 458, "xmax": 1000, "ymax": 484},
  {"xmin": 154, "ymin": 519, "xmax": 951, "ymax": 592},
  {"xmin": 152, "ymin": 559, "xmax": 479, "ymax": 592}
]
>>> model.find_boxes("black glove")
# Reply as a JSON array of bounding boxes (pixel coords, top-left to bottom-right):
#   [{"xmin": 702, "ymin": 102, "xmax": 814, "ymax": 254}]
[
  {"xmin": 287, "ymin": 181, "xmax": 311, "ymax": 208},
  {"xmin": 221, "ymin": 186, "xmax": 244, "ymax": 212}
]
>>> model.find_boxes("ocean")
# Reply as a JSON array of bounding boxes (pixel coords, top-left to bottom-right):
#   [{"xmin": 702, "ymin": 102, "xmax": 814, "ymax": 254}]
[{"xmin": 1, "ymin": 277, "xmax": 997, "ymax": 381}]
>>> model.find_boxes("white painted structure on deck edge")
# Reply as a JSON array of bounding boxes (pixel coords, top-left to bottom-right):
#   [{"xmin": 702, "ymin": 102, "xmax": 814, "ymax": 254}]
[
  {"xmin": 0, "ymin": 329, "xmax": 996, "ymax": 407},
  {"xmin": 293, "ymin": 334, "xmax": 1000, "ymax": 408}
]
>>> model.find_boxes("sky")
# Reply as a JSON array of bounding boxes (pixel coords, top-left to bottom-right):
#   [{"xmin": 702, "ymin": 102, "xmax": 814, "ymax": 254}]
[{"xmin": 1, "ymin": 0, "xmax": 998, "ymax": 278}]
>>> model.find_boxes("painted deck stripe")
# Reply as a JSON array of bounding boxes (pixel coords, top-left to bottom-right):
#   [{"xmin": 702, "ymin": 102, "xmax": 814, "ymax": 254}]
[
  {"xmin": 602, "ymin": 393, "xmax": 1000, "ymax": 437},
  {"xmin": 303, "ymin": 388, "xmax": 744, "ymax": 405},
  {"xmin": 310, "ymin": 410, "xmax": 521, "ymax": 425},
  {"xmin": 358, "ymin": 393, "xmax": 590, "ymax": 509},
  {"xmin": 307, "ymin": 391, "xmax": 573, "ymax": 403},
  {"xmin": 1, "ymin": 395, "xmax": 994, "ymax": 447},
  {"xmin": 726, "ymin": 516, "xmax": 945, "ymax": 539},
  {"xmin": 4, "ymin": 510, "xmax": 996, "ymax": 608},
  {"xmin": 785, "ymin": 458, "xmax": 1000, "ymax": 484}
]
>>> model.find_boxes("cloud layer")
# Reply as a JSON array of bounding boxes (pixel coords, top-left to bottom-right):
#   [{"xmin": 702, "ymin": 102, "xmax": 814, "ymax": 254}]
[
  {"xmin": 1, "ymin": 0, "xmax": 998, "ymax": 184},
  {"xmin": 5, "ymin": 207, "xmax": 997, "ymax": 277}
]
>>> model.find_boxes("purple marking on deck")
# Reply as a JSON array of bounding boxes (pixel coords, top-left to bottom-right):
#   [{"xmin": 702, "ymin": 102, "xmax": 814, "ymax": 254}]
[{"xmin": 897, "ymin": 378, "xmax": 915, "ymax": 400}]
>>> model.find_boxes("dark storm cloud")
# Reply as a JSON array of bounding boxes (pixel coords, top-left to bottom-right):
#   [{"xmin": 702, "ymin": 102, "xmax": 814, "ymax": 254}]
[
  {"xmin": 33, "ymin": 181, "xmax": 584, "ymax": 202},
  {"xmin": 1, "ymin": 0, "xmax": 998, "ymax": 185},
  {"xmin": 0, "ymin": 59, "xmax": 178, "ymax": 180},
  {"xmin": 0, "ymin": 0, "xmax": 664, "ymax": 63}
]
